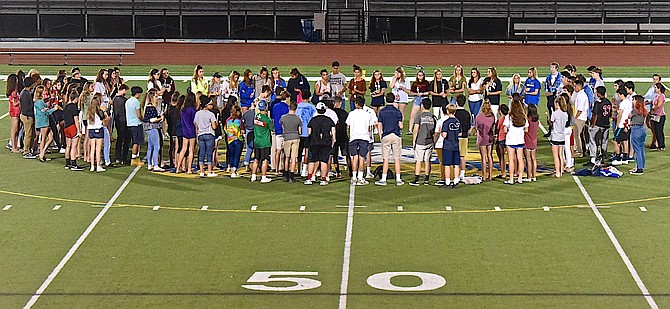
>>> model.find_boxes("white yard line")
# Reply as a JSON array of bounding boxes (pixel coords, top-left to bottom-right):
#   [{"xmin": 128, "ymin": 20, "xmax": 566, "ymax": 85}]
[
  {"xmin": 338, "ymin": 183, "xmax": 356, "ymax": 309},
  {"xmin": 0, "ymin": 112, "xmax": 9, "ymax": 120},
  {"xmin": 572, "ymin": 176, "xmax": 658, "ymax": 309},
  {"xmin": 23, "ymin": 166, "xmax": 141, "ymax": 309}
]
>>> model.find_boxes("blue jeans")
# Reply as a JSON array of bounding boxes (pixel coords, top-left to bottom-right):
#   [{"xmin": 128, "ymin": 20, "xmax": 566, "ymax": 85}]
[
  {"xmin": 103, "ymin": 126, "xmax": 111, "ymax": 164},
  {"xmin": 468, "ymin": 100, "xmax": 482, "ymax": 119},
  {"xmin": 146, "ymin": 129, "xmax": 160, "ymax": 166},
  {"xmin": 244, "ymin": 131, "xmax": 254, "ymax": 165},
  {"xmin": 198, "ymin": 134, "xmax": 215, "ymax": 165},
  {"xmin": 228, "ymin": 140, "xmax": 243, "ymax": 169},
  {"xmin": 630, "ymin": 125, "xmax": 646, "ymax": 169}
]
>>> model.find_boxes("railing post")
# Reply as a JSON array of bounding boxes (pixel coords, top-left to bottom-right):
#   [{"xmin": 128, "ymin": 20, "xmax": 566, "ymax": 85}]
[
  {"xmin": 84, "ymin": 0, "xmax": 89, "ymax": 39},
  {"xmin": 414, "ymin": 0, "xmax": 418, "ymax": 40},
  {"xmin": 163, "ymin": 9, "xmax": 167, "ymax": 42},
  {"xmin": 440, "ymin": 11, "xmax": 444, "ymax": 43},
  {"xmin": 131, "ymin": 0, "xmax": 136, "ymax": 38},
  {"xmin": 227, "ymin": 0, "xmax": 231, "ymax": 38},
  {"xmin": 273, "ymin": 0, "xmax": 277, "ymax": 39},
  {"xmin": 36, "ymin": 0, "xmax": 40, "ymax": 37},
  {"xmin": 460, "ymin": 1, "xmax": 464, "ymax": 41},
  {"xmin": 338, "ymin": 10, "xmax": 341, "ymax": 43},
  {"xmin": 244, "ymin": 10, "xmax": 248, "ymax": 43},
  {"xmin": 507, "ymin": 0, "xmax": 511, "ymax": 40},
  {"xmin": 179, "ymin": 0, "xmax": 183, "ymax": 38}
]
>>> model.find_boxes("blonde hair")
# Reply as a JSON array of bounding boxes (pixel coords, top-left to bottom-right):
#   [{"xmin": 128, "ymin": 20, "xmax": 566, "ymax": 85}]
[
  {"xmin": 528, "ymin": 67, "xmax": 538, "ymax": 79},
  {"xmin": 395, "ymin": 66, "xmax": 406, "ymax": 81},
  {"xmin": 432, "ymin": 68, "xmax": 443, "ymax": 93},
  {"xmin": 33, "ymin": 85, "xmax": 45, "ymax": 102},
  {"xmin": 446, "ymin": 103, "xmax": 457, "ymax": 115},
  {"xmin": 480, "ymin": 99, "xmax": 494, "ymax": 117},
  {"xmin": 87, "ymin": 96, "xmax": 102, "ymax": 123}
]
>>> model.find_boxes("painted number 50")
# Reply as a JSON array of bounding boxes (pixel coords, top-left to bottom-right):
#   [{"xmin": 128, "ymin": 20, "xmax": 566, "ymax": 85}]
[{"xmin": 242, "ymin": 271, "xmax": 445, "ymax": 292}]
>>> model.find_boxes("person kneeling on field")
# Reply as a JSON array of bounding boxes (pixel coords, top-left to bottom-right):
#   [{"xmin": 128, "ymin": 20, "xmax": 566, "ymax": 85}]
[
  {"xmin": 440, "ymin": 104, "xmax": 461, "ymax": 188},
  {"xmin": 375, "ymin": 92, "xmax": 404, "ymax": 186},
  {"xmin": 304, "ymin": 102, "xmax": 336, "ymax": 185}
]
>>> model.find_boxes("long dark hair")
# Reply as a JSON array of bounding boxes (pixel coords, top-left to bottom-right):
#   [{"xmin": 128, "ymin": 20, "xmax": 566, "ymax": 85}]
[
  {"xmin": 6, "ymin": 74, "xmax": 18, "ymax": 97},
  {"xmin": 510, "ymin": 100, "xmax": 527, "ymax": 127},
  {"xmin": 468, "ymin": 67, "xmax": 480, "ymax": 86},
  {"xmin": 182, "ymin": 92, "xmax": 197, "ymax": 111},
  {"xmin": 526, "ymin": 104, "xmax": 539, "ymax": 122}
]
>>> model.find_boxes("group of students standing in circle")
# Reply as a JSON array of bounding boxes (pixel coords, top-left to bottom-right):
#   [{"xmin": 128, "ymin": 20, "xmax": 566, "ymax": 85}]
[{"xmin": 5, "ymin": 61, "xmax": 665, "ymax": 185}]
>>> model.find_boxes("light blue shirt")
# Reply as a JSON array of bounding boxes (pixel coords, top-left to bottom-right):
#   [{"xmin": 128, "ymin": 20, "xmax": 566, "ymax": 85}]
[{"xmin": 125, "ymin": 97, "xmax": 141, "ymax": 126}]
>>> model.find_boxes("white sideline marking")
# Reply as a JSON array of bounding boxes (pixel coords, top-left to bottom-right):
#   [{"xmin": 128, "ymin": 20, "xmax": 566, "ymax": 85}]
[
  {"xmin": 397, "ymin": 206, "xmax": 404, "ymax": 211},
  {"xmin": 3, "ymin": 204, "xmax": 12, "ymax": 211},
  {"xmin": 538, "ymin": 123, "xmax": 548, "ymax": 134},
  {"xmin": 338, "ymin": 183, "xmax": 356, "ymax": 309},
  {"xmin": 299, "ymin": 205, "xmax": 306, "ymax": 211},
  {"xmin": 572, "ymin": 176, "xmax": 658, "ymax": 309},
  {"xmin": 152, "ymin": 205, "xmax": 160, "ymax": 211},
  {"xmin": 445, "ymin": 206, "xmax": 452, "ymax": 211},
  {"xmin": 640, "ymin": 207, "xmax": 648, "ymax": 212},
  {"xmin": 0, "ymin": 112, "xmax": 9, "ymax": 120},
  {"xmin": 494, "ymin": 206, "xmax": 502, "ymax": 212},
  {"xmin": 24, "ymin": 166, "xmax": 140, "ymax": 309},
  {"xmin": 201, "ymin": 205, "xmax": 209, "ymax": 211},
  {"xmin": 52, "ymin": 205, "xmax": 61, "ymax": 211},
  {"xmin": 251, "ymin": 205, "xmax": 258, "ymax": 211}
]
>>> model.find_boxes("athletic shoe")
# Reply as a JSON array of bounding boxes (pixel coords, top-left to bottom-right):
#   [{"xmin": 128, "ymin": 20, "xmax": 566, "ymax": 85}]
[
  {"xmin": 336, "ymin": 173, "xmax": 342, "ymax": 179},
  {"xmin": 59, "ymin": 148, "xmax": 66, "ymax": 154},
  {"xmin": 374, "ymin": 180, "xmax": 387, "ymax": 186},
  {"xmin": 300, "ymin": 168, "xmax": 308, "ymax": 177},
  {"xmin": 65, "ymin": 163, "xmax": 71, "ymax": 169},
  {"xmin": 207, "ymin": 172, "xmax": 218, "ymax": 177},
  {"xmin": 451, "ymin": 182, "xmax": 458, "ymax": 189},
  {"xmin": 304, "ymin": 179, "xmax": 313, "ymax": 185},
  {"xmin": 23, "ymin": 153, "xmax": 36, "ymax": 159},
  {"xmin": 365, "ymin": 172, "xmax": 375, "ymax": 179},
  {"xmin": 5, "ymin": 143, "xmax": 11, "ymax": 150},
  {"xmin": 250, "ymin": 175, "xmax": 257, "ymax": 182},
  {"xmin": 90, "ymin": 165, "xmax": 95, "ymax": 172},
  {"xmin": 423, "ymin": 180, "xmax": 431, "ymax": 186},
  {"xmin": 288, "ymin": 174, "xmax": 295, "ymax": 184},
  {"xmin": 612, "ymin": 159, "xmax": 626, "ymax": 166},
  {"xmin": 629, "ymin": 169, "xmax": 644, "ymax": 175},
  {"xmin": 153, "ymin": 167, "xmax": 166, "ymax": 172},
  {"xmin": 70, "ymin": 164, "xmax": 84, "ymax": 171},
  {"xmin": 409, "ymin": 180, "xmax": 421, "ymax": 186},
  {"xmin": 396, "ymin": 180, "xmax": 405, "ymax": 186},
  {"xmin": 320, "ymin": 180, "xmax": 328, "ymax": 186},
  {"xmin": 96, "ymin": 166, "xmax": 106, "ymax": 172},
  {"xmin": 350, "ymin": 178, "xmax": 358, "ymax": 185},
  {"xmin": 199, "ymin": 172, "xmax": 206, "ymax": 178},
  {"xmin": 357, "ymin": 179, "xmax": 369, "ymax": 185},
  {"xmin": 230, "ymin": 172, "xmax": 240, "ymax": 178},
  {"xmin": 434, "ymin": 180, "xmax": 445, "ymax": 186},
  {"xmin": 260, "ymin": 177, "xmax": 272, "ymax": 183}
]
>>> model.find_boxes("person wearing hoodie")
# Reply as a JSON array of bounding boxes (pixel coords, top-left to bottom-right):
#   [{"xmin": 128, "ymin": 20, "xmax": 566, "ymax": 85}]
[{"xmin": 287, "ymin": 68, "xmax": 310, "ymax": 103}]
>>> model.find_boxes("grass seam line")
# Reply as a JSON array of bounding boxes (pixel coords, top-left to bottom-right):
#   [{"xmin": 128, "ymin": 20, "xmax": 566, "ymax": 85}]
[
  {"xmin": 572, "ymin": 176, "xmax": 658, "ymax": 309},
  {"xmin": 23, "ymin": 166, "xmax": 141, "ymax": 309},
  {"xmin": 338, "ymin": 183, "xmax": 356, "ymax": 309}
]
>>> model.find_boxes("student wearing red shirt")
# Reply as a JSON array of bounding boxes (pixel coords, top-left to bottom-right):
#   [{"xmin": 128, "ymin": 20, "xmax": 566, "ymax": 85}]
[
  {"xmin": 408, "ymin": 70, "xmax": 430, "ymax": 134},
  {"xmin": 348, "ymin": 65, "xmax": 367, "ymax": 108},
  {"xmin": 524, "ymin": 104, "xmax": 540, "ymax": 182}
]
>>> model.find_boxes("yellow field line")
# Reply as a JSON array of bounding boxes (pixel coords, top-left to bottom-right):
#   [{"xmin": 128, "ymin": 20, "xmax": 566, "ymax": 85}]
[{"xmin": 0, "ymin": 188, "xmax": 666, "ymax": 216}]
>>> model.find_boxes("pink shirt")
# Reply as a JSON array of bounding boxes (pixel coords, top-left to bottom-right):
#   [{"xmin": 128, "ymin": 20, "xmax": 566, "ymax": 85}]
[
  {"xmin": 474, "ymin": 113, "xmax": 495, "ymax": 146},
  {"xmin": 653, "ymin": 93, "xmax": 665, "ymax": 116}
]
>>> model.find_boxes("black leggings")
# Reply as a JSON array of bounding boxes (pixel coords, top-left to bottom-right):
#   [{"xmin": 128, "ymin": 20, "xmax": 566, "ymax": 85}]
[{"xmin": 651, "ymin": 115, "xmax": 666, "ymax": 149}]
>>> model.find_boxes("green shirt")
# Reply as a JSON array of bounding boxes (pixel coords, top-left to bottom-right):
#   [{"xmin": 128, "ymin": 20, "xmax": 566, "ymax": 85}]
[{"xmin": 253, "ymin": 112, "xmax": 274, "ymax": 148}]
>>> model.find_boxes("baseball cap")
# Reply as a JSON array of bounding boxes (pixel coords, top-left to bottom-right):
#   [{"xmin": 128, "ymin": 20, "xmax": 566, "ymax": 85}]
[
  {"xmin": 316, "ymin": 102, "xmax": 327, "ymax": 111},
  {"xmin": 199, "ymin": 96, "xmax": 213, "ymax": 108},
  {"xmin": 257, "ymin": 99, "xmax": 268, "ymax": 111},
  {"xmin": 212, "ymin": 72, "xmax": 222, "ymax": 78}
]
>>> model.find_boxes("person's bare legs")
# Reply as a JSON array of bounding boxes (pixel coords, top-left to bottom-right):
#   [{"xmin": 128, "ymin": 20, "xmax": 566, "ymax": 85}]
[
  {"xmin": 479, "ymin": 146, "xmax": 488, "ymax": 180},
  {"xmin": 507, "ymin": 146, "xmax": 516, "ymax": 183},
  {"xmin": 186, "ymin": 138, "xmax": 195, "ymax": 173},
  {"xmin": 10, "ymin": 117, "xmax": 20, "ymax": 152},
  {"xmin": 515, "ymin": 148, "xmax": 524, "ymax": 183}
]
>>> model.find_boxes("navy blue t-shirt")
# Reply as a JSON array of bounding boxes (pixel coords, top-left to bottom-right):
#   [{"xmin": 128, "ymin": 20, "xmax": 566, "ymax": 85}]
[
  {"xmin": 441, "ymin": 117, "xmax": 461, "ymax": 151},
  {"xmin": 377, "ymin": 105, "xmax": 403, "ymax": 137}
]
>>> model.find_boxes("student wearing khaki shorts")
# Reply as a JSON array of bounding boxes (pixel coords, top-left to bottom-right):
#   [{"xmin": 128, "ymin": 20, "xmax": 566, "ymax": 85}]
[
  {"xmin": 375, "ymin": 93, "xmax": 404, "ymax": 186},
  {"xmin": 411, "ymin": 98, "xmax": 436, "ymax": 186},
  {"xmin": 279, "ymin": 101, "xmax": 302, "ymax": 183},
  {"xmin": 454, "ymin": 95, "xmax": 472, "ymax": 182}
]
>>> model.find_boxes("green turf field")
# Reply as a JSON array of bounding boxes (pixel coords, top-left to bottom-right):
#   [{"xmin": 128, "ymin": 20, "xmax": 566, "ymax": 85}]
[{"xmin": 0, "ymin": 65, "xmax": 669, "ymax": 308}]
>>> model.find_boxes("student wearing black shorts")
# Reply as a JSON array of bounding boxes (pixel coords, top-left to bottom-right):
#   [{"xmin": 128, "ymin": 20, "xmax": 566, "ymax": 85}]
[
  {"xmin": 332, "ymin": 97, "xmax": 351, "ymax": 178},
  {"xmin": 305, "ymin": 103, "xmax": 336, "ymax": 185}
]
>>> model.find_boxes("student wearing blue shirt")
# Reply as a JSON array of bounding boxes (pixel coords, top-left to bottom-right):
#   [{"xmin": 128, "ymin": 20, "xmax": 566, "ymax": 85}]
[
  {"xmin": 239, "ymin": 69, "xmax": 255, "ymax": 113},
  {"xmin": 441, "ymin": 104, "xmax": 462, "ymax": 188},
  {"xmin": 272, "ymin": 91, "xmax": 290, "ymax": 173},
  {"xmin": 34, "ymin": 86, "xmax": 61, "ymax": 162},
  {"xmin": 296, "ymin": 99, "xmax": 316, "ymax": 176},
  {"xmin": 524, "ymin": 67, "xmax": 541, "ymax": 105},
  {"xmin": 375, "ymin": 93, "xmax": 404, "ymax": 186},
  {"xmin": 545, "ymin": 62, "xmax": 562, "ymax": 114}
]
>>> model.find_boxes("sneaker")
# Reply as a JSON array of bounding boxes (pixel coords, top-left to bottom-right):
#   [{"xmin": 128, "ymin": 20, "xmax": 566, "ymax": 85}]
[
  {"xmin": 320, "ymin": 180, "xmax": 328, "ymax": 186},
  {"xmin": 374, "ymin": 180, "xmax": 387, "ymax": 186},
  {"xmin": 335, "ymin": 173, "xmax": 342, "ymax": 179},
  {"xmin": 629, "ymin": 169, "xmax": 644, "ymax": 175},
  {"xmin": 423, "ymin": 180, "xmax": 431, "ymax": 186},
  {"xmin": 365, "ymin": 172, "xmax": 375, "ymax": 179},
  {"xmin": 199, "ymin": 172, "xmax": 206, "ymax": 178},
  {"xmin": 207, "ymin": 172, "xmax": 218, "ymax": 177},
  {"xmin": 230, "ymin": 172, "xmax": 240, "ymax": 178},
  {"xmin": 409, "ymin": 180, "xmax": 421, "ymax": 186},
  {"xmin": 301, "ymin": 169, "xmax": 308, "ymax": 177},
  {"xmin": 350, "ymin": 178, "xmax": 358, "ymax": 185},
  {"xmin": 250, "ymin": 175, "xmax": 257, "ymax": 182},
  {"xmin": 357, "ymin": 179, "xmax": 369, "ymax": 185},
  {"xmin": 396, "ymin": 179, "xmax": 404, "ymax": 186},
  {"xmin": 23, "ymin": 153, "xmax": 36, "ymax": 159},
  {"xmin": 5, "ymin": 143, "xmax": 11, "ymax": 150},
  {"xmin": 260, "ymin": 177, "xmax": 272, "ymax": 183},
  {"xmin": 304, "ymin": 179, "xmax": 313, "ymax": 185},
  {"xmin": 612, "ymin": 160, "xmax": 626, "ymax": 166},
  {"xmin": 70, "ymin": 164, "xmax": 84, "ymax": 171},
  {"xmin": 96, "ymin": 166, "xmax": 106, "ymax": 172},
  {"xmin": 288, "ymin": 174, "xmax": 295, "ymax": 183},
  {"xmin": 90, "ymin": 165, "xmax": 95, "ymax": 172},
  {"xmin": 65, "ymin": 163, "xmax": 71, "ymax": 169},
  {"xmin": 451, "ymin": 182, "xmax": 458, "ymax": 189},
  {"xmin": 59, "ymin": 148, "xmax": 66, "ymax": 154},
  {"xmin": 153, "ymin": 167, "xmax": 166, "ymax": 172},
  {"xmin": 434, "ymin": 180, "xmax": 445, "ymax": 186}
]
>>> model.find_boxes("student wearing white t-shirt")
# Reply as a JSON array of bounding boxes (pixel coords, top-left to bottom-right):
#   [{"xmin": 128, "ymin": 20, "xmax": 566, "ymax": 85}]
[
  {"xmin": 390, "ymin": 66, "xmax": 411, "ymax": 118},
  {"xmin": 363, "ymin": 103, "xmax": 378, "ymax": 179},
  {"xmin": 433, "ymin": 105, "xmax": 450, "ymax": 186},
  {"xmin": 612, "ymin": 88, "xmax": 633, "ymax": 165},
  {"xmin": 467, "ymin": 67, "xmax": 484, "ymax": 119},
  {"xmin": 503, "ymin": 100, "xmax": 529, "ymax": 185},
  {"xmin": 573, "ymin": 80, "xmax": 589, "ymax": 157},
  {"xmin": 346, "ymin": 97, "xmax": 374, "ymax": 185}
]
